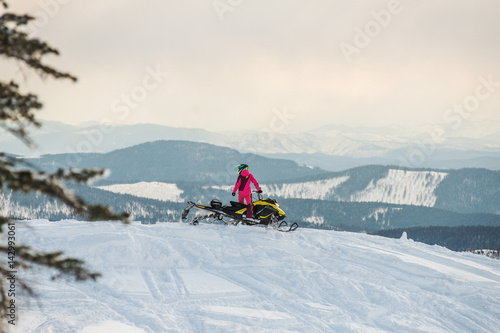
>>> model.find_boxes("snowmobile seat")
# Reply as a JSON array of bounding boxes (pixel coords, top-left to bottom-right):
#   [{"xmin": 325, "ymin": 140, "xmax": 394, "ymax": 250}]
[
  {"xmin": 261, "ymin": 198, "xmax": 279, "ymax": 205},
  {"xmin": 230, "ymin": 201, "xmax": 247, "ymax": 209}
]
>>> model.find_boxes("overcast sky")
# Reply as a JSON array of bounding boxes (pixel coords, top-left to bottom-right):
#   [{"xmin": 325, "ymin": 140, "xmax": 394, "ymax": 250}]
[{"xmin": 2, "ymin": 0, "xmax": 500, "ymax": 134}]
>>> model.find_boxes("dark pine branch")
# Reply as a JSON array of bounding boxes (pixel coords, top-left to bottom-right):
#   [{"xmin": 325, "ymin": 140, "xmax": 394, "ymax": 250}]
[
  {"xmin": 0, "ymin": 81, "xmax": 43, "ymax": 146},
  {"xmin": 0, "ymin": 13, "xmax": 77, "ymax": 82}
]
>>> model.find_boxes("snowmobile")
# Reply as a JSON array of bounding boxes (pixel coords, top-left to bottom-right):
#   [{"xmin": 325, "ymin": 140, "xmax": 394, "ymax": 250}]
[{"xmin": 182, "ymin": 191, "xmax": 298, "ymax": 232}]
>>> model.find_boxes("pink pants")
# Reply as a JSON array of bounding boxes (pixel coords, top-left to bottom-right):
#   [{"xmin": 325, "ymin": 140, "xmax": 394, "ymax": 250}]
[{"xmin": 238, "ymin": 192, "xmax": 253, "ymax": 218}]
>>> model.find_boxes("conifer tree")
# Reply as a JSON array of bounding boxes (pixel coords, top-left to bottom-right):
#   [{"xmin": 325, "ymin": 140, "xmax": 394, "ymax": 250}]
[{"xmin": 0, "ymin": 1, "xmax": 128, "ymax": 329}]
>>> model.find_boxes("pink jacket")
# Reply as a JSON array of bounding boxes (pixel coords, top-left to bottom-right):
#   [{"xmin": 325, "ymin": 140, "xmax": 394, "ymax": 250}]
[{"xmin": 233, "ymin": 169, "xmax": 260, "ymax": 196}]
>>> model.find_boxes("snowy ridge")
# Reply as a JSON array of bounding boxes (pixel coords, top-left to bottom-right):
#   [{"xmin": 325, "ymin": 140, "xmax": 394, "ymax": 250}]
[
  {"xmin": 96, "ymin": 182, "xmax": 184, "ymax": 203},
  {"xmin": 207, "ymin": 176, "xmax": 349, "ymax": 201},
  {"xmin": 13, "ymin": 220, "xmax": 500, "ymax": 333},
  {"xmin": 262, "ymin": 176, "xmax": 349, "ymax": 200},
  {"xmin": 252, "ymin": 169, "xmax": 446, "ymax": 207},
  {"xmin": 350, "ymin": 169, "xmax": 448, "ymax": 207}
]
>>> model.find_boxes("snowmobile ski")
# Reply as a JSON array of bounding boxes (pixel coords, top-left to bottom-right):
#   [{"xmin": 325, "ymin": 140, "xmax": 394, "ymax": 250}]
[{"xmin": 276, "ymin": 221, "xmax": 299, "ymax": 233}]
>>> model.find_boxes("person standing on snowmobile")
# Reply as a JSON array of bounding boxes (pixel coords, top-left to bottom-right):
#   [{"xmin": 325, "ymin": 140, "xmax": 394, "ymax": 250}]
[{"xmin": 232, "ymin": 164, "xmax": 261, "ymax": 219}]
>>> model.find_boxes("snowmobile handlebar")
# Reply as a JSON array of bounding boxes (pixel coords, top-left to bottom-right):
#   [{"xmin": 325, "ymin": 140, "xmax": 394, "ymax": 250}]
[{"xmin": 252, "ymin": 190, "xmax": 263, "ymax": 201}]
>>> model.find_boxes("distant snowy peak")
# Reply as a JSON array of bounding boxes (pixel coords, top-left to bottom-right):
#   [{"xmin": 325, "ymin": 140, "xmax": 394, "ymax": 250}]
[
  {"xmin": 351, "ymin": 169, "xmax": 448, "ymax": 207},
  {"xmin": 96, "ymin": 182, "xmax": 184, "ymax": 203},
  {"xmin": 5, "ymin": 120, "xmax": 500, "ymax": 165}
]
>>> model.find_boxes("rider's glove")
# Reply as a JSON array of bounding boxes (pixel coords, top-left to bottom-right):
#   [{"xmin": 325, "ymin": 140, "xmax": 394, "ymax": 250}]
[
  {"xmin": 257, "ymin": 190, "xmax": 262, "ymax": 193},
  {"xmin": 232, "ymin": 192, "xmax": 236, "ymax": 196}
]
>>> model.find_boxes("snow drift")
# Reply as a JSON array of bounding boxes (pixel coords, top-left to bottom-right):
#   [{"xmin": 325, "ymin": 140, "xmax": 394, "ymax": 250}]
[{"xmin": 12, "ymin": 220, "xmax": 500, "ymax": 333}]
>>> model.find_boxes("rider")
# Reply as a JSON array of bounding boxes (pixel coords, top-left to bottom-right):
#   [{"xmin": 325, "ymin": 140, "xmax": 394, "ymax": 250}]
[{"xmin": 232, "ymin": 164, "xmax": 261, "ymax": 219}]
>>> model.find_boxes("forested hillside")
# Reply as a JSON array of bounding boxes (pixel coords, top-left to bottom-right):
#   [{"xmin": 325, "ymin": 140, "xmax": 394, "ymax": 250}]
[
  {"xmin": 25, "ymin": 142, "xmax": 499, "ymax": 214},
  {"xmin": 27, "ymin": 140, "xmax": 326, "ymax": 183},
  {"xmin": 373, "ymin": 226, "xmax": 500, "ymax": 252}
]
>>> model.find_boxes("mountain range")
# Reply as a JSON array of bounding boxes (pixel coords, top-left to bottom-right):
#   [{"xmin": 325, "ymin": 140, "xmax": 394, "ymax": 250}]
[
  {"xmin": 23, "ymin": 140, "xmax": 499, "ymax": 215},
  {"xmin": 3, "ymin": 120, "xmax": 500, "ymax": 171},
  {"xmin": 20, "ymin": 140, "xmax": 326, "ymax": 183}
]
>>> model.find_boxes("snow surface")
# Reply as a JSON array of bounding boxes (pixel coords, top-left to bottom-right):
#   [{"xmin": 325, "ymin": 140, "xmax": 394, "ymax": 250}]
[
  {"xmin": 96, "ymin": 182, "xmax": 184, "ymax": 203},
  {"xmin": 351, "ymin": 169, "xmax": 448, "ymax": 207},
  {"xmin": 12, "ymin": 220, "xmax": 500, "ymax": 333}
]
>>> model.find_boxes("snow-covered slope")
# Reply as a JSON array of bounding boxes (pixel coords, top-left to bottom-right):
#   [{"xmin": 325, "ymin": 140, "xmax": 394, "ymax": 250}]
[
  {"xmin": 13, "ymin": 220, "xmax": 500, "ymax": 333},
  {"xmin": 96, "ymin": 182, "xmax": 184, "ymax": 203},
  {"xmin": 350, "ymin": 169, "xmax": 448, "ymax": 207},
  {"xmin": 262, "ymin": 176, "xmax": 349, "ymax": 200},
  {"xmin": 261, "ymin": 169, "xmax": 447, "ymax": 207}
]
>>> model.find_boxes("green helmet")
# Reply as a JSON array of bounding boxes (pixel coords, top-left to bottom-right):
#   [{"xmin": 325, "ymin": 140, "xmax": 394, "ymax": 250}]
[{"xmin": 236, "ymin": 164, "xmax": 248, "ymax": 174}]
